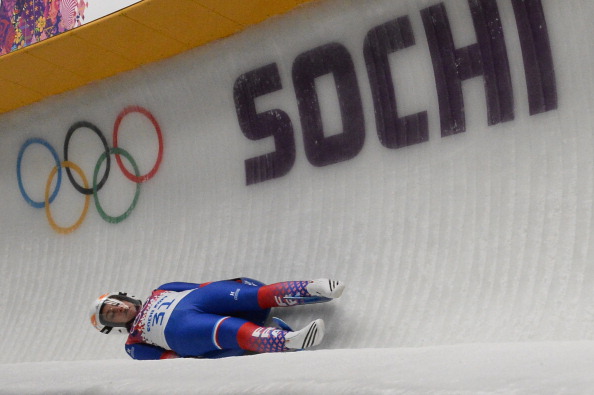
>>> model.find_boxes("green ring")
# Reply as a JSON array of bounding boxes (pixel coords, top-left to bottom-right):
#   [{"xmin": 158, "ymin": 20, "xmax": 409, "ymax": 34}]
[{"xmin": 93, "ymin": 147, "xmax": 141, "ymax": 224}]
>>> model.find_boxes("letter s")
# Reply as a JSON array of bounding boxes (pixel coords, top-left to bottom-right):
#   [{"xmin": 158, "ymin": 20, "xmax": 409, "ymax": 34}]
[{"xmin": 234, "ymin": 63, "xmax": 296, "ymax": 185}]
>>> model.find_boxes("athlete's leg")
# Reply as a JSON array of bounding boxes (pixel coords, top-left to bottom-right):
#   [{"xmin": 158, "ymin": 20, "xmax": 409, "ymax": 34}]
[
  {"xmin": 237, "ymin": 318, "xmax": 325, "ymax": 352},
  {"xmin": 164, "ymin": 311, "xmax": 233, "ymax": 357},
  {"xmin": 220, "ymin": 278, "xmax": 270, "ymax": 324},
  {"xmin": 194, "ymin": 281, "xmax": 266, "ymax": 315},
  {"xmin": 165, "ymin": 311, "xmax": 324, "ymax": 357},
  {"xmin": 257, "ymin": 279, "xmax": 345, "ymax": 308},
  {"xmin": 195, "ymin": 279, "xmax": 345, "ymax": 315}
]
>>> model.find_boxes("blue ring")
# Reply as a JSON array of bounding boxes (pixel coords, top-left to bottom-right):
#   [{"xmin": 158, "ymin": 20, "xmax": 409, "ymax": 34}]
[{"xmin": 17, "ymin": 138, "xmax": 62, "ymax": 208}]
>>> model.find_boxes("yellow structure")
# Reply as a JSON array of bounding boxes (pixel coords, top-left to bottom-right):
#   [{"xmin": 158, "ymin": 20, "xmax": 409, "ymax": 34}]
[{"xmin": 0, "ymin": 0, "xmax": 315, "ymax": 114}]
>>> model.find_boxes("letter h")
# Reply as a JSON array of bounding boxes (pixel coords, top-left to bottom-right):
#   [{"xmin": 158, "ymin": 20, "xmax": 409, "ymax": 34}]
[{"xmin": 421, "ymin": 0, "xmax": 514, "ymax": 136}]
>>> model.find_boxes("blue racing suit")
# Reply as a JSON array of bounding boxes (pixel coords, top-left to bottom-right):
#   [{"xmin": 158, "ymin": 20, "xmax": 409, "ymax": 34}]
[{"xmin": 125, "ymin": 278, "xmax": 310, "ymax": 359}]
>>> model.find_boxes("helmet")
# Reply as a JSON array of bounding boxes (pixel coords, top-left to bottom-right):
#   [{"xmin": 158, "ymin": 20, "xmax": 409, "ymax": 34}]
[{"xmin": 90, "ymin": 292, "xmax": 142, "ymax": 334}]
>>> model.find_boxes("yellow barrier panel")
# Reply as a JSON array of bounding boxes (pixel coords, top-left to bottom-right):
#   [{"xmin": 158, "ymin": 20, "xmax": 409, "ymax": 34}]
[{"xmin": 0, "ymin": 0, "xmax": 316, "ymax": 115}]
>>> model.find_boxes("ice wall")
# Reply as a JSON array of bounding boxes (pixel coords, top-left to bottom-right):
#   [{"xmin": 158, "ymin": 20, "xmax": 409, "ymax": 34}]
[{"xmin": 2, "ymin": 0, "xmax": 594, "ymax": 363}]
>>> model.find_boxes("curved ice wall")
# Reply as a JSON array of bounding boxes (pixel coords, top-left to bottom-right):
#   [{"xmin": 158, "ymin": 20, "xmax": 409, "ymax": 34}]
[{"xmin": 2, "ymin": 0, "xmax": 594, "ymax": 363}]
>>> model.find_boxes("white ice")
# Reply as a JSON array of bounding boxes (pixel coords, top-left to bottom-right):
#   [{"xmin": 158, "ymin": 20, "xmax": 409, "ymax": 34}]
[{"xmin": 3, "ymin": 343, "xmax": 594, "ymax": 393}]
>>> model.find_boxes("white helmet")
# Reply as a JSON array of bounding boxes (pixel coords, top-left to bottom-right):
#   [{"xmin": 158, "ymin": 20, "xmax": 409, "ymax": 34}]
[{"xmin": 90, "ymin": 292, "xmax": 142, "ymax": 334}]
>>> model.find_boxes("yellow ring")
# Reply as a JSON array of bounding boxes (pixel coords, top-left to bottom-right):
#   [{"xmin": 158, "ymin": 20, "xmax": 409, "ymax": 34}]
[{"xmin": 45, "ymin": 161, "xmax": 90, "ymax": 234}]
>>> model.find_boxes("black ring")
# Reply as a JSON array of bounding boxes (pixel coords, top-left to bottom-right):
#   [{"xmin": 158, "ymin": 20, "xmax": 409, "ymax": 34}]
[{"xmin": 64, "ymin": 121, "xmax": 111, "ymax": 195}]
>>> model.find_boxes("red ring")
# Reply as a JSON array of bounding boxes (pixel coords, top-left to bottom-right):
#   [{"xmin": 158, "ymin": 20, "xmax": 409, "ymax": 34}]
[{"xmin": 113, "ymin": 106, "xmax": 163, "ymax": 183}]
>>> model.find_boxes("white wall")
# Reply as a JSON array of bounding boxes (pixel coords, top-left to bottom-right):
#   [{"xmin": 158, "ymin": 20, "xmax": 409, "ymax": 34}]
[{"xmin": 1, "ymin": 0, "xmax": 593, "ymax": 363}]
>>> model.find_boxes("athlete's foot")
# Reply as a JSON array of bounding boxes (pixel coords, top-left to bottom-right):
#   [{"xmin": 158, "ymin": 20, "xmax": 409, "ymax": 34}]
[
  {"xmin": 285, "ymin": 319, "xmax": 325, "ymax": 350},
  {"xmin": 306, "ymin": 279, "xmax": 345, "ymax": 299}
]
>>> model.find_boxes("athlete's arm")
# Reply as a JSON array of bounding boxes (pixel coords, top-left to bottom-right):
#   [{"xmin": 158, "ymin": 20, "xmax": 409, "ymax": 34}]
[
  {"xmin": 155, "ymin": 282, "xmax": 202, "ymax": 292},
  {"xmin": 125, "ymin": 341, "xmax": 179, "ymax": 360}
]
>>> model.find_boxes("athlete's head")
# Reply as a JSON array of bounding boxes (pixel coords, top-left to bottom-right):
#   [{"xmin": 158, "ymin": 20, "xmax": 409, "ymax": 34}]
[{"xmin": 90, "ymin": 292, "xmax": 142, "ymax": 334}]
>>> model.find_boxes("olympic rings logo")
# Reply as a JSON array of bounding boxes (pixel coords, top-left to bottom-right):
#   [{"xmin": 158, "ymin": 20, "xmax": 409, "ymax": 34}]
[{"xmin": 16, "ymin": 106, "xmax": 164, "ymax": 234}]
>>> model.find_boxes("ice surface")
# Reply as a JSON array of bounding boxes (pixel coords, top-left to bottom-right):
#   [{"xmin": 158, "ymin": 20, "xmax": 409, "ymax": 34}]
[{"xmin": 3, "ymin": 343, "xmax": 594, "ymax": 394}]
